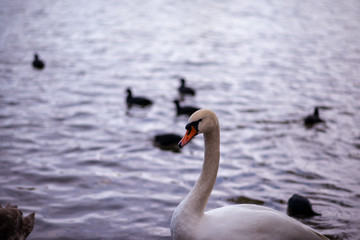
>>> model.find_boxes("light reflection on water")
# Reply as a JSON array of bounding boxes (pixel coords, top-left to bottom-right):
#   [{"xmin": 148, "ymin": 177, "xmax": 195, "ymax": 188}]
[{"xmin": 1, "ymin": 0, "xmax": 360, "ymax": 239}]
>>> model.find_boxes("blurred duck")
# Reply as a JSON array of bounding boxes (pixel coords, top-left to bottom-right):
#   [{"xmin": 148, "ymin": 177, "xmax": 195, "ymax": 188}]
[
  {"xmin": 287, "ymin": 194, "xmax": 321, "ymax": 218},
  {"xmin": 126, "ymin": 88, "xmax": 153, "ymax": 108},
  {"xmin": 0, "ymin": 204, "xmax": 35, "ymax": 240},
  {"xmin": 173, "ymin": 100, "xmax": 199, "ymax": 116},
  {"xmin": 304, "ymin": 107, "xmax": 323, "ymax": 126},
  {"xmin": 32, "ymin": 53, "xmax": 45, "ymax": 69},
  {"xmin": 154, "ymin": 133, "xmax": 182, "ymax": 152},
  {"xmin": 178, "ymin": 78, "xmax": 196, "ymax": 96}
]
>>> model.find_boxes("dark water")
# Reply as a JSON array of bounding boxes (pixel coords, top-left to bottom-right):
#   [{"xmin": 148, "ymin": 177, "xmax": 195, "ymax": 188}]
[{"xmin": 1, "ymin": 0, "xmax": 360, "ymax": 239}]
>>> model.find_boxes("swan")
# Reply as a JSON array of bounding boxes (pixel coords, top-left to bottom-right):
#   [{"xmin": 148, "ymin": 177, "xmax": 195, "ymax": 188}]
[
  {"xmin": 287, "ymin": 194, "xmax": 320, "ymax": 218},
  {"xmin": 32, "ymin": 53, "xmax": 45, "ymax": 69},
  {"xmin": 126, "ymin": 88, "xmax": 153, "ymax": 108},
  {"xmin": 304, "ymin": 107, "xmax": 323, "ymax": 126},
  {"xmin": 0, "ymin": 204, "xmax": 35, "ymax": 240},
  {"xmin": 170, "ymin": 109, "xmax": 328, "ymax": 240},
  {"xmin": 178, "ymin": 78, "xmax": 196, "ymax": 96}
]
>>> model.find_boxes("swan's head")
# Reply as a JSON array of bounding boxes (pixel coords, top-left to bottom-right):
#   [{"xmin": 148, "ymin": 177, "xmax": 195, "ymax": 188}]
[{"xmin": 178, "ymin": 109, "xmax": 218, "ymax": 148}]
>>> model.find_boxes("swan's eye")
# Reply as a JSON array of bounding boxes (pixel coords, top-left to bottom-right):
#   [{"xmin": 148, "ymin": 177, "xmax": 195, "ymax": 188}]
[
  {"xmin": 185, "ymin": 119, "xmax": 202, "ymax": 133},
  {"xmin": 186, "ymin": 126, "xmax": 194, "ymax": 135}
]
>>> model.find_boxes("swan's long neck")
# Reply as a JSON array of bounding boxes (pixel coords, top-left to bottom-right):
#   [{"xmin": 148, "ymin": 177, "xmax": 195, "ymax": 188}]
[
  {"xmin": 183, "ymin": 126, "xmax": 220, "ymax": 216},
  {"xmin": 171, "ymin": 113, "xmax": 220, "ymax": 239}
]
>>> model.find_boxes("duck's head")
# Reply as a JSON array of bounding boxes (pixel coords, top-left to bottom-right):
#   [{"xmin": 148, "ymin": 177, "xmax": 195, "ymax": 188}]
[{"xmin": 178, "ymin": 109, "xmax": 218, "ymax": 148}]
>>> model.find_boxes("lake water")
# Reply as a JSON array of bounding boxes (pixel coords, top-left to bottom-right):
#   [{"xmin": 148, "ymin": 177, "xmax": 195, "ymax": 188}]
[{"xmin": 0, "ymin": 0, "xmax": 360, "ymax": 239}]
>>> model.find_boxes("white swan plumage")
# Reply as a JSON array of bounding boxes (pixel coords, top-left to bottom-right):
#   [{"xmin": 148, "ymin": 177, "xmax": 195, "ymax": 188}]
[{"xmin": 170, "ymin": 109, "xmax": 328, "ymax": 240}]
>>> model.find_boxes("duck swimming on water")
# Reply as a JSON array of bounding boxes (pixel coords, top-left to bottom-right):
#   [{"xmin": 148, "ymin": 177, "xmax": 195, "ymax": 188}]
[
  {"xmin": 173, "ymin": 100, "xmax": 199, "ymax": 116},
  {"xmin": 126, "ymin": 88, "xmax": 153, "ymax": 108},
  {"xmin": 304, "ymin": 107, "xmax": 324, "ymax": 126},
  {"xmin": 178, "ymin": 78, "xmax": 196, "ymax": 96},
  {"xmin": 32, "ymin": 53, "xmax": 45, "ymax": 69},
  {"xmin": 153, "ymin": 133, "xmax": 182, "ymax": 152},
  {"xmin": 287, "ymin": 194, "xmax": 321, "ymax": 218}
]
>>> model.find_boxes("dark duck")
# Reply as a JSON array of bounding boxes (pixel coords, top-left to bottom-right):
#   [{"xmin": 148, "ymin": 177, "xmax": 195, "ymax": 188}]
[
  {"xmin": 178, "ymin": 78, "xmax": 196, "ymax": 96},
  {"xmin": 32, "ymin": 53, "xmax": 45, "ymax": 69},
  {"xmin": 173, "ymin": 100, "xmax": 199, "ymax": 116},
  {"xmin": 304, "ymin": 107, "xmax": 323, "ymax": 126},
  {"xmin": 154, "ymin": 133, "xmax": 182, "ymax": 152},
  {"xmin": 126, "ymin": 88, "xmax": 153, "ymax": 108},
  {"xmin": 287, "ymin": 194, "xmax": 320, "ymax": 218}
]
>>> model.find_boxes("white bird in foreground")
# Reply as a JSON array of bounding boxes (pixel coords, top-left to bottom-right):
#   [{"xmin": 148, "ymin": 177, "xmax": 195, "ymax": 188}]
[{"xmin": 170, "ymin": 109, "xmax": 328, "ymax": 240}]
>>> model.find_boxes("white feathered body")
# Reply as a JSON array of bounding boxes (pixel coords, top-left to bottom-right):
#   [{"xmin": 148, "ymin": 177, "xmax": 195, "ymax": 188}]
[
  {"xmin": 171, "ymin": 204, "xmax": 326, "ymax": 240},
  {"xmin": 171, "ymin": 109, "xmax": 327, "ymax": 240}
]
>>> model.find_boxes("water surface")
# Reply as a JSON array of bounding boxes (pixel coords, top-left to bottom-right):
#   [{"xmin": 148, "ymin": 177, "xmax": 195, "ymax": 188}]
[{"xmin": 1, "ymin": 0, "xmax": 360, "ymax": 239}]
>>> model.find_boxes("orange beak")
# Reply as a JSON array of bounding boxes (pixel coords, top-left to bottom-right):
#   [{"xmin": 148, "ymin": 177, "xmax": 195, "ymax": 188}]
[{"xmin": 178, "ymin": 126, "xmax": 198, "ymax": 148}]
